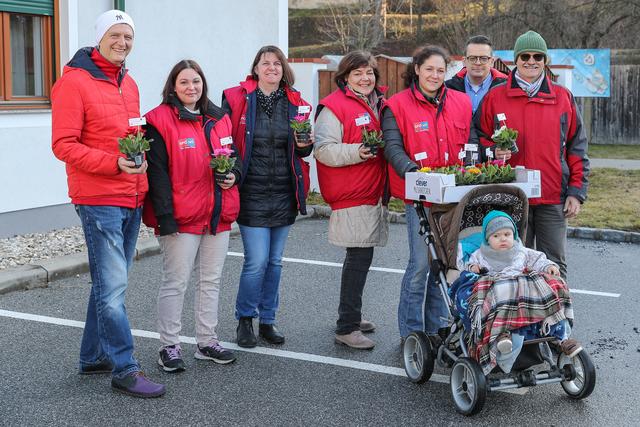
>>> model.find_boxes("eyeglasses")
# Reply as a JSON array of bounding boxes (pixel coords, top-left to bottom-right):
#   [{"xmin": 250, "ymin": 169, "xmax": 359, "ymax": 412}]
[
  {"xmin": 465, "ymin": 56, "xmax": 491, "ymax": 64},
  {"xmin": 519, "ymin": 53, "xmax": 545, "ymax": 62}
]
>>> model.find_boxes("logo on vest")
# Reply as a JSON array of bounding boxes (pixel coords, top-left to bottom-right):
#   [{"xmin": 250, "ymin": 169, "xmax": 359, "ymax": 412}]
[
  {"xmin": 414, "ymin": 121, "xmax": 429, "ymax": 132},
  {"xmin": 240, "ymin": 114, "xmax": 246, "ymax": 125},
  {"xmin": 178, "ymin": 138, "xmax": 196, "ymax": 150}
]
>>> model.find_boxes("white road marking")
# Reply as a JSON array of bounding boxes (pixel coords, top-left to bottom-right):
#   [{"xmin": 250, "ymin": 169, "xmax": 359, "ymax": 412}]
[
  {"xmin": 226, "ymin": 252, "xmax": 620, "ymax": 298},
  {"xmin": 0, "ymin": 308, "xmax": 528, "ymax": 395}
]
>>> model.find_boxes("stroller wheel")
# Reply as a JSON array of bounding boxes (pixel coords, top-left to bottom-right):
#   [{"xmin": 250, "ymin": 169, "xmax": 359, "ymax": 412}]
[
  {"xmin": 558, "ymin": 350, "xmax": 596, "ymax": 399},
  {"xmin": 402, "ymin": 332, "xmax": 434, "ymax": 383},
  {"xmin": 450, "ymin": 357, "xmax": 487, "ymax": 416}
]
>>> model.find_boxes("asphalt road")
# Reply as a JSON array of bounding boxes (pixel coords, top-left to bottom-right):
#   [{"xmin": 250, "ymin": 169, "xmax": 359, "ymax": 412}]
[{"xmin": 1, "ymin": 219, "xmax": 639, "ymax": 426}]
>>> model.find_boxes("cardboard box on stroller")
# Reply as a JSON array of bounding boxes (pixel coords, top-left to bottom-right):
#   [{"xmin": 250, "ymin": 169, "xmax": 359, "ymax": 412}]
[{"xmin": 405, "ymin": 167, "xmax": 541, "ymax": 203}]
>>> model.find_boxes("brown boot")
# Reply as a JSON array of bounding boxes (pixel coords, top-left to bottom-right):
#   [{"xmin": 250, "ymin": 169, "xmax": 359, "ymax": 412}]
[{"xmin": 335, "ymin": 330, "xmax": 375, "ymax": 350}]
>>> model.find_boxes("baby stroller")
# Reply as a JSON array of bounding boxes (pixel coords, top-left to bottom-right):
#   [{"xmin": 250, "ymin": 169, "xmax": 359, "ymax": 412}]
[{"xmin": 401, "ymin": 184, "xmax": 596, "ymax": 415}]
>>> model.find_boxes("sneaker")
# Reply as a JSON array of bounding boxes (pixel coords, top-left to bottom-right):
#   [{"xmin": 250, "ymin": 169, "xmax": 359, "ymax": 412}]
[
  {"xmin": 560, "ymin": 338, "xmax": 584, "ymax": 358},
  {"xmin": 111, "ymin": 371, "xmax": 166, "ymax": 398},
  {"xmin": 79, "ymin": 359, "xmax": 113, "ymax": 375},
  {"xmin": 195, "ymin": 340, "xmax": 237, "ymax": 365},
  {"xmin": 335, "ymin": 330, "xmax": 375, "ymax": 350},
  {"xmin": 158, "ymin": 344, "xmax": 186, "ymax": 373},
  {"xmin": 360, "ymin": 319, "xmax": 376, "ymax": 333},
  {"xmin": 496, "ymin": 332, "xmax": 513, "ymax": 354}
]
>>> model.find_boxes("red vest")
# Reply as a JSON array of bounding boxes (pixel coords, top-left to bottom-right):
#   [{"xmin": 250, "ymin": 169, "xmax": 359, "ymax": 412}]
[
  {"xmin": 143, "ymin": 104, "xmax": 239, "ymax": 234},
  {"xmin": 316, "ymin": 86, "xmax": 386, "ymax": 209},
  {"xmin": 384, "ymin": 85, "xmax": 472, "ymax": 199},
  {"xmin": 223, "ymin": 76, "xmax": 311, "ymax": 211}
]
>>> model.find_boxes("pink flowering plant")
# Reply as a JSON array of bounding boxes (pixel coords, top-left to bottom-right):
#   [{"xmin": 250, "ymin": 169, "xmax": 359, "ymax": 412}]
[
  {"xmin": 290, "ymin": 114, "xmax": 312, "ymax": 134},
  {"xmin": 209, "ymin": 147, "xmax": 236, "ymax": 173},
  {"xmin": 118, "ymin": 127, "xmax": 153, "ymax": 168}
]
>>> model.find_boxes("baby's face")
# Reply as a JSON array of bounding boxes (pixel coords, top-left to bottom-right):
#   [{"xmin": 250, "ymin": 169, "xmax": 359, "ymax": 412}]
[{"xmin": 488, "ymin": 228, "xmax": 514, "ymax": 251}]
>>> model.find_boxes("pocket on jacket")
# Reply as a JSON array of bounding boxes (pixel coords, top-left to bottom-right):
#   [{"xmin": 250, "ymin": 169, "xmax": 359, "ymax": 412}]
[{"xmin": 220, "ymin": 186, "xmax": 240, "ymax": 223}]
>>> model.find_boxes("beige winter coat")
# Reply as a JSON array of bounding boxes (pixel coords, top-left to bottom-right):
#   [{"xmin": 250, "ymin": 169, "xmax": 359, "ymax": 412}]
[{"xmin": 314, "ymin": 107, "xmax": 388, "ymax": 248}]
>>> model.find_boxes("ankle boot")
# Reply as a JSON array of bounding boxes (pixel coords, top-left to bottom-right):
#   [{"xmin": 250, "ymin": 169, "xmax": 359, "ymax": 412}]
[
  {"xmin": 237, "ymin": 317, "xmax": 257, "ymax": 348},
  {"xmin": 259, "ymin": 323, "xmax": 285, "ymax": 344}
]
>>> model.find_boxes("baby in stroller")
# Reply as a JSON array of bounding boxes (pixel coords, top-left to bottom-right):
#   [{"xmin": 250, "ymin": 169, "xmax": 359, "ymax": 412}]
[{"xmin": 462, "ymin": 210, "xmax": 582, "ymax": 373}]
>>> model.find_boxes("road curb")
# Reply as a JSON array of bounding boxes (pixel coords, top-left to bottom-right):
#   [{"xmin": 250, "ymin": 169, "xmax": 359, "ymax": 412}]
[{"xmin": 1, "ymin": 207, "xmax": 637, "ymax": 295}]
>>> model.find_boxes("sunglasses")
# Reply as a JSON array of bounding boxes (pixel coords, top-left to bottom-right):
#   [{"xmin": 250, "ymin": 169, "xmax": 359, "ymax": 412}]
[{"xmin": 519, "ymin": 53, "xmax": 545, "ymax": 62}]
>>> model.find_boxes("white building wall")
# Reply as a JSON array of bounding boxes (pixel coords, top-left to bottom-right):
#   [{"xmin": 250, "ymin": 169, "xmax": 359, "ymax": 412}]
[{"xmin": 0, "ymin": 0, "xmax": 288, "ymax": 217}]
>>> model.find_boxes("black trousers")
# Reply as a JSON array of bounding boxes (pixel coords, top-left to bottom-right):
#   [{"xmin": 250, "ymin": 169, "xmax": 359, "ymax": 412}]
[{"xmin": 336, "ymin": 247, "xmax": 374, "ymax": 335}]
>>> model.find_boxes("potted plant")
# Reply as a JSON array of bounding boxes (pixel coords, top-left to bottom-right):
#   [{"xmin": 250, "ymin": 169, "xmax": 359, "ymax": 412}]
[
  {"xmin": 118, "ymin": 127, "xmax": 152, "ymax": 168},
  {"xmin": 361, "ymin": 127, "xmax": 385, "ymax": 156},
  {"xmin": 491, "ymin": 125, "xmax": 519, "ymax": 155},
  {"xmin": 290, "ymin": 114, "xmax": 312, "ymax": 144},
  {"xmin": 209, "ymin": 147, "xmax": 236, "ymax": 184}
]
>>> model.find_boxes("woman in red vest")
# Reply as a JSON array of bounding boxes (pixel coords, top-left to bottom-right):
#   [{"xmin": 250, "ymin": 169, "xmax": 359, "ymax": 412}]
[
  {"xmin": 314, "ymin": 51, "xmax": 388, "ymax": 350},
  {"xmin": 383, "ymin": 45, "xmax": 473, "ymax": 343},
  {"xmin": 222, "ymin": 46, "xmax": 313, "ymax": 348},
  {"xmin": 144, "ymin": 60, "xmax": 241, "ymax": 372}
]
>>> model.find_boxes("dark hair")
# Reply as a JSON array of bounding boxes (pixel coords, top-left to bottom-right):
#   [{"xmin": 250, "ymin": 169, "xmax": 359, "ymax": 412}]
[
  {"xmin": 161, "ymin": 59, "xmax": 210, "ymax": 113},
  {"xmin": 403, "ymin": 45, "xmax": 450, "ymax": 88},
  {"xmin": 334, "ymin": 50, "xmax": 380, "ymax": 88},
  {"xmin": 465, "ymin": 34, "xmax": 493, "ymax": 55},
  {"xmin": 250, "ymin": 45, "xmax": 295, "ymax": 86}
]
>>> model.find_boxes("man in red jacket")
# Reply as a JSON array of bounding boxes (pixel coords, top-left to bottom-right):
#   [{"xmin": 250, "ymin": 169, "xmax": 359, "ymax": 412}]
[
  {"xmin": 475, "ymin": 30, "xmax": 590, "ymax": 279},
  {"xmin": 51, "ymin": 9, "xmax": 165, "ymax": 398}
]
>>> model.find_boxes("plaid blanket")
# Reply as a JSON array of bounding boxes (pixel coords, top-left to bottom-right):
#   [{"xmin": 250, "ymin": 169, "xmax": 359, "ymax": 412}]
[{"xmin": 466, "ymin": 272, "xmax": 574, "ymax": 375}]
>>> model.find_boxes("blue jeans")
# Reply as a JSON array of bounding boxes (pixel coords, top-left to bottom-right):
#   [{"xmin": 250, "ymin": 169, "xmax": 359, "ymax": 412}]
[
  {"xmin": 398, "ymin": 204, "xmax": 449, "ymax": 337},
  {"xmin": 77, "ymin": 205, "xmax": 141, "ymax": 378},
  {"xmin": 235, "ymin": 224, "xmax": 291, "ymax": 324}
]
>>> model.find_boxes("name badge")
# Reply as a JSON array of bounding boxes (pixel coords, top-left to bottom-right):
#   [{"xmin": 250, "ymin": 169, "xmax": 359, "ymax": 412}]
[
  {"xmin": 497, "ymin": 113, "xmax": 506, "ymax": 121},
  {"xmin": 415, "ymin": 152, "xmax": 428, "ymax": 161},
  {"xmin": 465, "ymin": 144, "xmax": 478, "ymax": 152},
  {"xmin": 297, "ymin": 105, "xmax": 311, "ymax": 114},
  {"xmin": 220, "ymin": 136, "xmax": 233, "ymax": 146},
  {"xmin": 128, "ymin": 117, "xmax": 146, "ymax": 126},
  {"xmin": 355, "ymin": 113, "xmax": 370, "ymax": 126}
]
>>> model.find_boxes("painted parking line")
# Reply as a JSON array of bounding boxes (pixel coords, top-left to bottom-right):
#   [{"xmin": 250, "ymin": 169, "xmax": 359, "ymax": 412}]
[
  {"xmin": 0, "ymin": 308, "xmax": 528, "ymax": 396},
  {"xmin": 227, "ymin": 252, "xmax": 620, "ymax": 298}
]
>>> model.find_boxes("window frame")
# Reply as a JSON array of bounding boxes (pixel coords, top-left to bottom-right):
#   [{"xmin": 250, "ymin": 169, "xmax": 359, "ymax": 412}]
[{"xmin": 0, "ymin": 10, "xmax": 54, "ymax": 110}]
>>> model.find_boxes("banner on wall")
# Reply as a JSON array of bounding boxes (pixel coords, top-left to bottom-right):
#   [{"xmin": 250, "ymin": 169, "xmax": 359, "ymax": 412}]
[{"xmin": 493, "ymin": 49, "xmax": 610, "ymax": 97}]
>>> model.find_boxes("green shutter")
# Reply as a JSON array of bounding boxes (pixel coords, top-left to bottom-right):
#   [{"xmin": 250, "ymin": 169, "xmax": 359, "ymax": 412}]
[{"xmin": 0, "ymin": 0, "xmax": 54, "ymax": 16}]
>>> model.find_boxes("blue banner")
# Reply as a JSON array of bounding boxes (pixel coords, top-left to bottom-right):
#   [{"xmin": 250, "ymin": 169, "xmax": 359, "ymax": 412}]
[{"xmin": 493, "ymin": 49, "xmax": 610, "ymax": 97}]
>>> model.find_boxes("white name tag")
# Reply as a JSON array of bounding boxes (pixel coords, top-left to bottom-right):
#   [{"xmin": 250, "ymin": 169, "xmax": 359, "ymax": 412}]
[
  {"xmin": 297, "ymin": 105, "xmax": 311, "ymax": 114},
  {"xmin": 355, "ymin": 114, "xmax": 370, "ymax": 126},
  {"xmin": 464, "ymin": 144, "xmax": 478, "ymax": 152},
  {"xmin": 128, "ymin": 117, "xmax": 146, "ymax": 126},
  {"xmin": 497, "ymin": 113, "xmax": 506, "ymax": 121},
  {"xmin": 414, "ymin": 152, "xmax": 428, "ymax": 161},
  {"xmin": 220, "ymin": 136, "xmax": 233, "ymax": 146}
]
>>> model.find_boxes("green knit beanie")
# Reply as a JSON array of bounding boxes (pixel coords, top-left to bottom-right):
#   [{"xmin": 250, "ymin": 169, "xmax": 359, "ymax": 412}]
[{"xmin": 513, "ymin": 30, "xmax": 547, "ymax": 62}]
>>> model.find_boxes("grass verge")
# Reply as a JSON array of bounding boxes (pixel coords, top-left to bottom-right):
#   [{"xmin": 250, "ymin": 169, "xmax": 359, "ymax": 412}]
[
  {"xmin": 589, "ymin": 144, "xmax": 640, "ymax": 160},
  {"xmin": 307, "ymin": 168, "xmax": 640, "ymax": 232}
]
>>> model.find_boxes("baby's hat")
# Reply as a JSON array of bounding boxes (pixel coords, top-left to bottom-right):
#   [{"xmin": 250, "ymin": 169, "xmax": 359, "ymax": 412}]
[{"xmin": 482, "ymin": 210, "xmax": 518, "ymax": 242}]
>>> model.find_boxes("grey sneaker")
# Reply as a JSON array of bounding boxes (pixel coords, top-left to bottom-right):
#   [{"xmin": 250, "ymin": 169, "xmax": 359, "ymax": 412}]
[
  {"xmin": 335, "ymin": 330, "xmax": 375, "ymax": 350},
  {"xmin": 158, "ymin": 344, "xmax": 186, "ymax": 373},
  {"xmin": 195, "ymin": 340, "xmax": 237, "ymax": 365}
]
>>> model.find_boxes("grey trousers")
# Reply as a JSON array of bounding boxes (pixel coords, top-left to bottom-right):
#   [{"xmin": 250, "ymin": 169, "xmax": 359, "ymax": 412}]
[
  {"xmin": 525, "ymin": 204, "xmax": 568, "ymax": 279},
  {"xmin": 157, "ymin": 231, "xmax": 230, "ymax": 347}
]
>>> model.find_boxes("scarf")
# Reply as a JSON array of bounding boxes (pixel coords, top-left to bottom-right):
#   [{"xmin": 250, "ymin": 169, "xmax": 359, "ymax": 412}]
[
  {"xmin": 347, "ymin": 84, "xmax": 381, "ymax": 119},
  {"xmin": 478, "ymin": 240, "xmax": 524, "ymax": 273},
  {"xmin": 256, "ymin": 86, "xmax": 285, "ymax": 118},
  {"xmin": 514, "ymin": 70, "xmax": 545, "ymax": 97}
]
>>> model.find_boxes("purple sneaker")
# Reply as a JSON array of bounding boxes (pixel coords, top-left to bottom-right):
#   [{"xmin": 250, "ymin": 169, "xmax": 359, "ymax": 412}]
[{"xmin": 111, "ymin": 371, "xmax": 166, "ymax": 398}]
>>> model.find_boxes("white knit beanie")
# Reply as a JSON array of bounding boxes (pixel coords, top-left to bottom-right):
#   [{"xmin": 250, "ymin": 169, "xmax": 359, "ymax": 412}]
[{"xmin": 95, "ymin": 9, "xmax": 135, "ymax": 45}]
